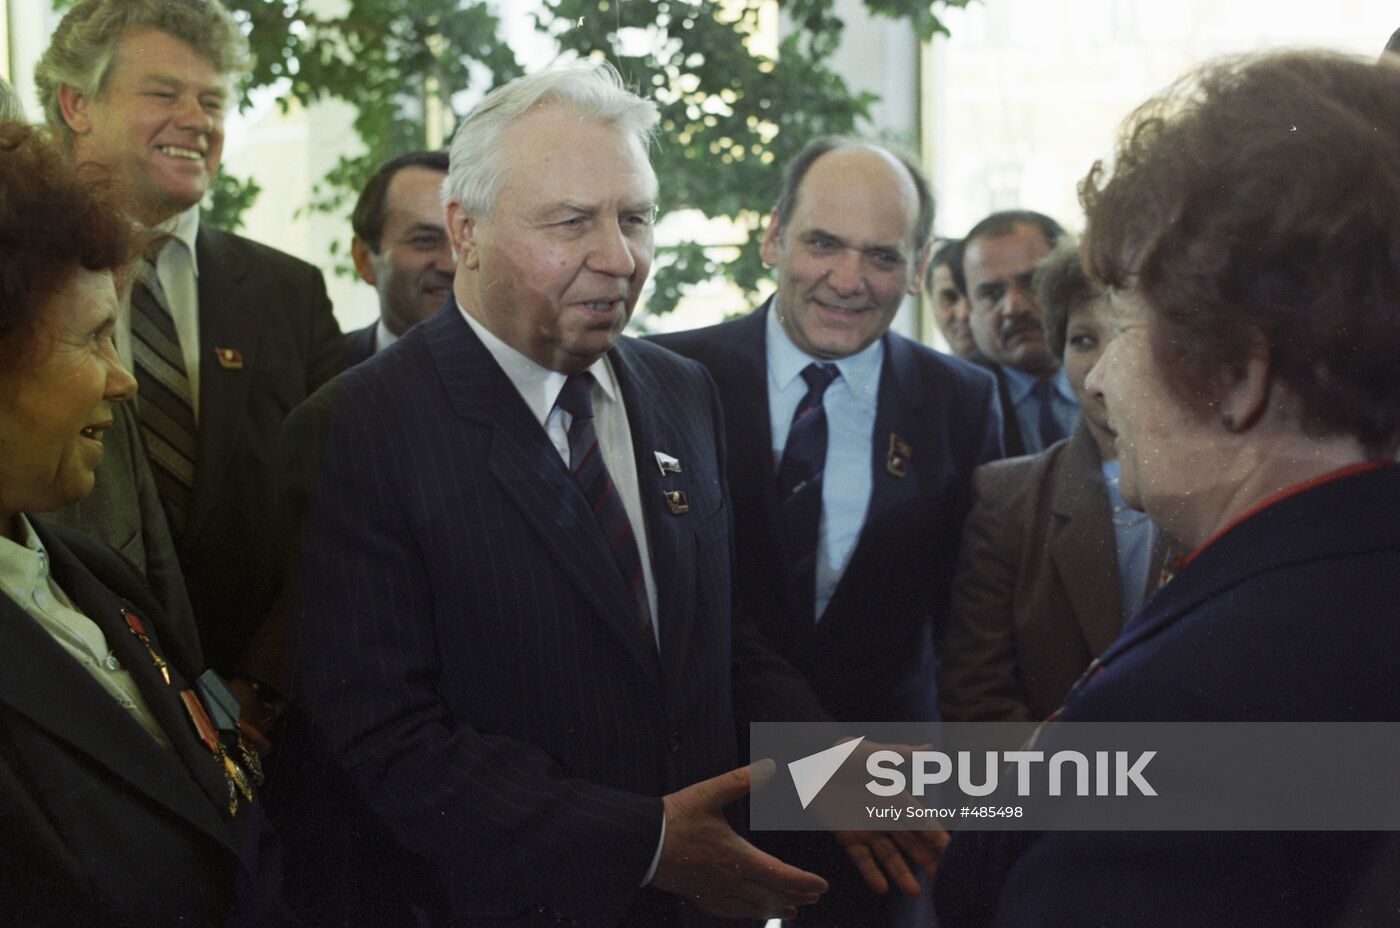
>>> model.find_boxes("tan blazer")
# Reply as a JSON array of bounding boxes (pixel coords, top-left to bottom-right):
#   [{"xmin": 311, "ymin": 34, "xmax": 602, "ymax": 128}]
[{"xmin": 938, "ymin": 420, "xmax": 1175, "ymax": 722}]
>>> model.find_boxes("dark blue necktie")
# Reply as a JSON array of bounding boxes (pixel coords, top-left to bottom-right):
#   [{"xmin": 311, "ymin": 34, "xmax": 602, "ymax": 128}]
[
  {"xmin": 1032, "ymin": 379, "xmax": 1066, "ymax": 449},
  {"xmin": 777, "ymin": 363, "xmax": 840, "ymax": 622},
  {"xmin": 555, "ymin": 373, "xmax": 652, "ymax": 637}
]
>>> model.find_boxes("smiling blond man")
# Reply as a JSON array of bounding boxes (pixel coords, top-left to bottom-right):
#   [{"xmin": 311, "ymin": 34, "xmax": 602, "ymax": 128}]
[{"xmin": 36, "ymin": 0, "xmax": 343, "ymax": 729}]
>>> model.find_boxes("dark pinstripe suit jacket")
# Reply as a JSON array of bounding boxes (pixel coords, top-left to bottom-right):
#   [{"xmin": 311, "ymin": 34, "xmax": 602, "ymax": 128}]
[{"xmin": 274, "ymin": 303, "xmax": 822, "ymax": 927}]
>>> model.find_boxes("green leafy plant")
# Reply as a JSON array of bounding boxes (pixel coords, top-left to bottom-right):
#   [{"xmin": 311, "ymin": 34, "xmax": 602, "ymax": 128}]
[{"xmin": 57, "ymin": 0, "xmax": 972, "ymax": 308}]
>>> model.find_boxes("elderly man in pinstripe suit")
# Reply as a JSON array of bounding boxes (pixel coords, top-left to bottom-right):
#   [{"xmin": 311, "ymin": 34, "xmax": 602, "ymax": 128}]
[{"xmin": 272, "ymin": 62, "xmax": 874, "ymax": 927}]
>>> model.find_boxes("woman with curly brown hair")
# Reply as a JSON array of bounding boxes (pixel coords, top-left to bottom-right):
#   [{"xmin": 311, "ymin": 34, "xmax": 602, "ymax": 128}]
[
  {"xmin": 0, "ymin": 121, "xmax": 260, "ymax": 926},
  {"xmin": 934, "ymin": 50, "xmax": 1400, "ymax": 927}
]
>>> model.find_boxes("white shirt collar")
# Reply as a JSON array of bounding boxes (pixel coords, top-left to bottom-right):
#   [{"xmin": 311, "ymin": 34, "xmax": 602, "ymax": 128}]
[
  {"xmin": 152, "ymin": 206, "xmax": 202, "ymax": 276},
  {"xmin": 0, "ymin": 515, "xmax": 48, "ymax": 600},
  {"xmin": 456, "ymin": 299, "xmax": 619, "ymax": 426}
]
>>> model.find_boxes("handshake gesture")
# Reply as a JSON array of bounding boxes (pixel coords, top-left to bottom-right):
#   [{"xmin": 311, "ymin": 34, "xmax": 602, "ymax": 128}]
[{"xmin": 653, "ymin": 742, "xmax": 949, "ymax": 920}]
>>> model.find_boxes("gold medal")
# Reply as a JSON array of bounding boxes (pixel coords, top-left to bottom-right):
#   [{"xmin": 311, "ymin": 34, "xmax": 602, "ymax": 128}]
[{"xmin": 223, "ymin": 752, "xmax": 254, "ymax": 803}]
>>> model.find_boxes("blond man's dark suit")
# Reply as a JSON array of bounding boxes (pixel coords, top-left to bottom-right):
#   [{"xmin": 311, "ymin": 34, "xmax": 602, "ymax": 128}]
[
  {"xmin": 180, "ymin": 226, "xmax": 343, "ymax": 687},
  {"xmin": 939, "ymin": 421, "xmax": 1175, "ymax": 723}
]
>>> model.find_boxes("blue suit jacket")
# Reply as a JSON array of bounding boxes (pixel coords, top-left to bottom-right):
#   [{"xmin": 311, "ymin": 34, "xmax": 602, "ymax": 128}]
[
  {"xmin": 934, "ymin": 464, "xmax": 1400, "ymax": 927},
  {"xmin": 274, "ymin": 303, "xmax": 822, "ymax": 927},
  {"xmin": 652, "ymin": 303, "xmax": 1003, "ymax": 724}
]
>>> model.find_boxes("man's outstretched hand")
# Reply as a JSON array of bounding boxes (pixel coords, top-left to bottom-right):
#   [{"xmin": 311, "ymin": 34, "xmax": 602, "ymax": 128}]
[
  {"xmin": 834, "ymin": 827, "xmax": 949, "ymax": 898},
  {"xmin": 812, "ymin": 739, "xmax": 951, "ymax": 898},
  {"xmin": 652, "ymin": 761, "xmax": 828, "ymax": 919}
]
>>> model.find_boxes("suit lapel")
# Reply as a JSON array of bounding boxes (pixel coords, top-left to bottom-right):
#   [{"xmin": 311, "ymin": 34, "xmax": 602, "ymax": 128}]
[
  {"xmin": 720, "ymin": 304, "xmax": 801, "ymax": 625},
  {"xmin": 612, "ymin": 342, "xmax": 690, "ymax": 682},
  {"xmin": 1047, "ymin": 424, "xmax": 1124, "ymax": 656},
  {"xmin": 425, "ymin": 309, "xmax": 659, "ymax": 677},
  {"xmin": 1, "ymin": 529, "xmax": 235, "ymax": 852},
  {"xmin": 188, "ymin": 227, "xmax": 254, "ymax": 545}
]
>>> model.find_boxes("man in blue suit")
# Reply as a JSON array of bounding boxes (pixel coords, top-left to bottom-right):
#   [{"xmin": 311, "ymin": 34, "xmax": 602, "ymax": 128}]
[
  {"xmin": 653, "ymin": 138, "xmax": 1003, "ymax": 926},
  {"xmin": 275, "ymin": 62, "xmax": 873, "ymax": 927}
]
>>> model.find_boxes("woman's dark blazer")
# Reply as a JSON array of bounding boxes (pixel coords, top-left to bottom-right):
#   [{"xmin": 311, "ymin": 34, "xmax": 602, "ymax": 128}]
[
  {"xmin": 934, "ymin": 463, "xmax": 1400, "ymax": 926},
  {"xmin": 938, "ymin": 421, "xmax": 1174, "ymax": 722},
  {"xmin": 0, "ymin": 521, "xmax": 248, "ymax": 927}
]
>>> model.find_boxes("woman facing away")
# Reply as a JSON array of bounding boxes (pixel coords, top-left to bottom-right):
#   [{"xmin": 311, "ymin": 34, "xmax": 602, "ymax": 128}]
[{"xmin": 933, "ymin": 49, "xmax": 1400, "ymax": 927}]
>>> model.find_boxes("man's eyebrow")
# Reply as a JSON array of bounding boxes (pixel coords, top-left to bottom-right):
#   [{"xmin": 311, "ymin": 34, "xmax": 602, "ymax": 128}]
[
  {"xmin": 802, "ymin": 227, "xmax": 905, "ymax": 255},
  {"xmin": 533, "ymin": 200, "xmax": 595, "ymax": 220},
  {"xmin": 801, "ymin": 227, "xmax": 847, "ymax": 244}
]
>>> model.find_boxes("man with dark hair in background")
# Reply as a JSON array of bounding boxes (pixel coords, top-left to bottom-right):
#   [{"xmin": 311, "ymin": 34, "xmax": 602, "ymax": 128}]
[
  {"xmin": 345, "ymin": 150, "xmax": 453, "ymax": 366},
  {"xmin": 35, "ymin": 0, "xmax": 344, "ymax": 735},
  {"xmin": 925, "ymin": 238, "xmax": 976, "ymax": 357},
  {"xmin": 960, "ymin": 209, "xmax": 1077, "ymax": 456}
]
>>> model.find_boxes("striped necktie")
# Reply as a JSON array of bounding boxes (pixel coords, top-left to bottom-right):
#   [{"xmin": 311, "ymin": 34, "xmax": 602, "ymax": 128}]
[
  {"xmin": 776, "ymin": 362, "xmax": 840, "ymax": 622},
  {"xmin": 555, "ymin": 373, "xmax": 652, "ymax": 638},
  {"xmin": 130, "ymin": 256, "xmax": 198, "ymax": 539}
]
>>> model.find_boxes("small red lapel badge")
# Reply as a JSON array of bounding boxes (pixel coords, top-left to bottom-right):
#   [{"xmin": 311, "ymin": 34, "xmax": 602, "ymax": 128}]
[{"xmin": 886, "ymin": 433, "xmax": 912, "ymax": 477}]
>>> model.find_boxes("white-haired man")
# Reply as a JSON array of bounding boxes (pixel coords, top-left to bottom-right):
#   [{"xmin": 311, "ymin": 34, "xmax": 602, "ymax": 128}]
[{"xmin": 276, "ymin": 61, "xmax": 851, "ymax": 926}]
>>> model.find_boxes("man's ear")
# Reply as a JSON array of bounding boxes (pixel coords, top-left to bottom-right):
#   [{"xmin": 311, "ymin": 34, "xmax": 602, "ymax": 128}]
[
  {"xmin": 350, "ymin": 236, "xmax": 377, "ymax": 285},
  {"xmin": 446, "ymin": 201, "xmax": 481, "ymax": 271},
  {"xmin": 57, "ymin": 83, "xmax": 94, "ymax": 136},
  {"xmin": 1216, "ymin": 330, "xmax": 1272, "ymax": 432},
  {"xmin": 907, "ymin": 243, "xmax": 932, "ymax": 296},
  {"xmin": 759, "ymin": 208, "xmax": 782, "ymax": 267}
]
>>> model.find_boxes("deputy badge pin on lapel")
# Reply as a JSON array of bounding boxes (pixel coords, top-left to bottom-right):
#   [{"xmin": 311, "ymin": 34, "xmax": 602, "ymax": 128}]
[
  {"xmin": 887, "ymin": 433, "xmax": 912, "ymax": 477},
  {"xmin": 664, "ymin": 490, "xmax": 689, "ymax": 515},
  {"xmin": 214, "ymin": 347, "xmax": 244, "ymax": 370}
]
